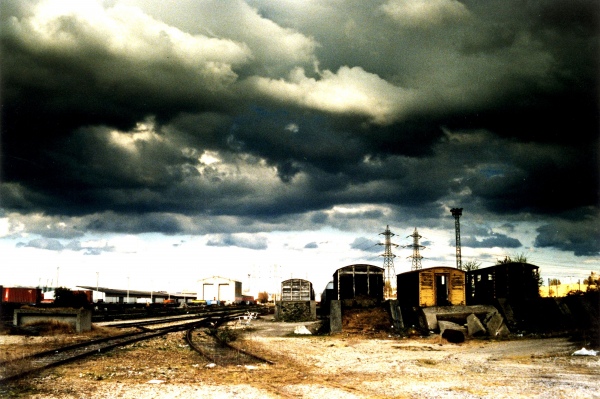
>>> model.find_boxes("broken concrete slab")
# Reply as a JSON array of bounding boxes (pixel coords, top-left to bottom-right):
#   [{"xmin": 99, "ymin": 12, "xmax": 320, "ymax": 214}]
[
  {"xmin": 438, "ymin": 321, "xmax": 467, "ymax": 343},
  {"xmin": 495, "ymin": 324, "xmax": 510, "ymax": 338},
  {"xmin": 420, "ymin": 305, "xmax": 498, "ymax": 330},
  {"xmin": 485, "ymin": 311, "xmax": 510, "ymax": 337},
  {"xmin": 438, "ymin": 320, "xmax": 467, "ymax": 343},
  {"xmin": 442, "ymin": 329, "xmax": 465, "ymax": 343},
  {"xmin": 467, "ymin": 313, "xmax": 487, "ymax": 336}
]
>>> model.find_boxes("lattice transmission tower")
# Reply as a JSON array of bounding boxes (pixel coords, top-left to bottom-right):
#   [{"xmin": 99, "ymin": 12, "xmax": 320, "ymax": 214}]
[
  {"xmin": 378, "ymin": 225, "xmax": 399, "ymax": 299},
  {"xmin": 405, "ymin": 228, "xmax": 425, "ymax": 270},
  {"xmin": 451, "ymin": 208, "xmax": 463, "ymax": 270}
]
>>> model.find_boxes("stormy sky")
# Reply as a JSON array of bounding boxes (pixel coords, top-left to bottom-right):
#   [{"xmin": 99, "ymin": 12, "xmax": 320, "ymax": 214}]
[{"xmin": 1, "ymin": 0, "xmax": 598, "ymax": 293}]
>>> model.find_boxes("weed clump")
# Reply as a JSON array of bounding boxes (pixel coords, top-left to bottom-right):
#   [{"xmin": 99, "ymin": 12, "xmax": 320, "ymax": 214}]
[
  {"xmin": 207, "ymin": 326, "xmax": 239, "ymax": 347},
  {"xmin": 21, "ymin": 320, "xmax": 75, "ymax": 335}
]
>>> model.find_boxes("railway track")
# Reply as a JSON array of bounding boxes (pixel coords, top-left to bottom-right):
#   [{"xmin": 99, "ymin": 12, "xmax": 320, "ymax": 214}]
[
  {"xmin": 0, "ymin": 308, "xmax": 266, "ymax": 383},
  {"xmin": 184, "ymin": 313, "xmax": 275, "ymax": 366}
]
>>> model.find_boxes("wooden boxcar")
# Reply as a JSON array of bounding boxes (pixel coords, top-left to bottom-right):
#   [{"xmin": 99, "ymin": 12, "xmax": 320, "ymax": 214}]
[
  {"xmin": 397, "ymin": 267, "xmax": 466, "ymax": 307},
  {"xmin": 333, "ymin": 264, "xmax": 384, "ymax": 303},
  {"xmin": 466, "ymin": 262, "xmax": 540, "ymax": 305},
  {"xmin": 281, "ymin": 279, "xmax": 314, "ymax": 301}
]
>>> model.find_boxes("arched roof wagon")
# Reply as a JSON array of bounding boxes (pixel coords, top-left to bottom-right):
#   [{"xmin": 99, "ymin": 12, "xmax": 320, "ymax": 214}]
[
  {"xmin": 333, "ymin": 264, "xmax": 384, "ymax": 303},
  {"xmin": 397, "ymin": 266, "xmax": 466, "ymax": 308},
  {"xmin": 466, "ymin": 262, "xmax": 540, "ymax": 305}
]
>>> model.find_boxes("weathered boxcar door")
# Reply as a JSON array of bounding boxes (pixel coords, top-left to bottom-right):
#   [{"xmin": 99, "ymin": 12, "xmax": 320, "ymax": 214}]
[
  {"xmin": 435, "ymin": 274, "xmax": 450, "ymax": 306},
  {"xmin": 419, "ymin": 270, "xmax": 435, "ymax": 306}
]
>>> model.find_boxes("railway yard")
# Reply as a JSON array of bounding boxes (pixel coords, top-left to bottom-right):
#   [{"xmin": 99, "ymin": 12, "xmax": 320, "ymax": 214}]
[{"xmin": 1, "ymin": 308, "xmax": 599, "ymax": 399}]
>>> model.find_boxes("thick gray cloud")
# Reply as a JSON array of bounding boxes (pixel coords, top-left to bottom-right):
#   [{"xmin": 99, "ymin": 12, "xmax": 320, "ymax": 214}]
[
  {"xmin": 15, "ymin": 237, "xmax": 115, "ymax": 254},
  {"xmin": 1, "ymin": 0, "xmax": 598, "ymax": 258},
  {"xmin": 206, "ymin": 233, "xmax": 268, "ymax": 250},
  {"xmin": 535, "ymin": 217, "xmax": 600, "ymax": 256},
  {"xmin": 461, "ymin": 234, "xmax": 522, "ymax": 249},
  {"xmin": 350, "ymin": 237, "xmax": 381, "ymax": 253}
]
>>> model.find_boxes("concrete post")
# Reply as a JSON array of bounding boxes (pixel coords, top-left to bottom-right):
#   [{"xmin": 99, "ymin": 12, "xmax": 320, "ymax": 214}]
[{"xmin": 329, "ymin": 300, "xmax": 342, "ymax": 333}]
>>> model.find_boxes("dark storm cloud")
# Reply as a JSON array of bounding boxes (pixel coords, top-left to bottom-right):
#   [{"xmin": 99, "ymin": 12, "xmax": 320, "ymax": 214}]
[
  {"xmin": 0, "ymin": 1, "xmax": 598, "ymax": 259},
  {"xmin": 535, "ymin": 218, "xmax": 600, "ymax": 256},
  {"xmin": 461, "ymin": 234, "xmax": 522, "ymax": 249}
]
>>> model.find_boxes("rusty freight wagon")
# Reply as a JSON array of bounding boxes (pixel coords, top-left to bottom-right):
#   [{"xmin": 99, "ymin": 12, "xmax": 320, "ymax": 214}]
[
  {"xmin": 333, "ymin": 264, "xmax": 384, "ymax": 306},
  {"xmin": 276, "ymin": 279, "xmax": 316, "ymax": 322},
  {"xmin": 397, "ymin": 267, "xmax": 466, "ymax": 308},
  {"xmin": 281, "ymin": 279, "xmax": 315, "ymax": 301}
]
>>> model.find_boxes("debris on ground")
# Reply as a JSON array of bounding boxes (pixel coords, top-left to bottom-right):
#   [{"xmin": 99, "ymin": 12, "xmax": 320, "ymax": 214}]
[{"xmin": 572, "ymin": 348, "xmax": 598, "ymax": 356}]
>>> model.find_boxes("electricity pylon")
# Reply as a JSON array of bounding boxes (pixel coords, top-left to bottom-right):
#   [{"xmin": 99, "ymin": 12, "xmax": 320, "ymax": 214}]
[
  {"xmin": 378, "ymin": 225, "xmax": 398, "ymax": 299},
  {"xmin": 405, "ymin": 228, "xmax": 425, "ymax": 270}
]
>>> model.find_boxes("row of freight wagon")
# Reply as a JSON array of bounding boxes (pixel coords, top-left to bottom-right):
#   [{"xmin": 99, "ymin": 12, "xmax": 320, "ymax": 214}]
[{"xmin": 1, "ymin": 286, "xmax": 93, "ymax": 304}]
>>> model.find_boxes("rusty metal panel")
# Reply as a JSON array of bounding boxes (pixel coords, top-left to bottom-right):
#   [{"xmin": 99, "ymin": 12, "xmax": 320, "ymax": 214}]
[
  {"xmin": 419, "ymin": 271, "xmax": 435, "ymax": 307},
  {"xmin": 2, "ymin": 287, "xmax": 41, "ymax": 303},
  {"xmin": 449, "ymin": 269, "xmax": 466, "ymax": 305}
]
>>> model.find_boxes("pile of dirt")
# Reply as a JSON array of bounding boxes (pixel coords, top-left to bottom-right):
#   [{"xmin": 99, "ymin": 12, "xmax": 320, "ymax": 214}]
[{"xmin": 341, "ymin": 307, "xmax": 393, "ymax": 335}]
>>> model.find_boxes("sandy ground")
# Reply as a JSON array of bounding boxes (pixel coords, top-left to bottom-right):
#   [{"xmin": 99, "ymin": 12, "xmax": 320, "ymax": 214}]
[{"xmin": 1, "ymin": 315, "xmax": 599, "ymax": 398}]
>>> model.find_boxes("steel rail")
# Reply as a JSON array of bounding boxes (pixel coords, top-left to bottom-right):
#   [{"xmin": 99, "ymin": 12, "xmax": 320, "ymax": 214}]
[
  {"xmin": 0, "ymin": 307, "xmax": 266, "ymax": 382},
  {"xmin": 185, "ymin": 314, "xmax": 274, "ymax": 366},
  {"xmin": 0, "ymin": 320, "xmax": 206, "ymax": 383}
]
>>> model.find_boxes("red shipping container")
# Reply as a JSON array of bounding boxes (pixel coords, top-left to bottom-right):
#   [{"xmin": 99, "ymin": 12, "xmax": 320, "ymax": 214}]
[{"xmin": 2, "ymin": 287, "xmax": 41, "ymax": 303}]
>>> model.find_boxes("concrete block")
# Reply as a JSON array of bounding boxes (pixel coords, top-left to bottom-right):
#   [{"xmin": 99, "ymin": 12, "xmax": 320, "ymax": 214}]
[
  {"xmin": 485, "ymin": 312, "xmax": 505, "ymax": 336},
  {"xmin": 421, "ymin": 305, "xmax": 498, "ymax": 331},
  {"xmin": 495, "ymin": 324, "xmax": 511, "ymax": 338},
  {"xmin": 329, "ymin": 300, "xmax": 342, "ymax": 333},
  {"xmin": 438, "ymin": 321, "xmax": 466, "ymax": 343},
  {"xmin": 14, "ymin": 308, "xmax": 92, "ymax": 332},
  {"xmin": 388, "ymin": 300, "xmax": 404, "ymax": 330},
  {"xmin": 467, "ymin": 313, "xmax": 487, "ymax": 336}
]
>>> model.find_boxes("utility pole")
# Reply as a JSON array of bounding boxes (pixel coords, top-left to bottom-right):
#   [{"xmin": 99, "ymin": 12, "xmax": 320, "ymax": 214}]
[
  {"xmin": 450, "ymin": 208, "xmax": 463, "ymax": 270},
  {"xmin": 378, "ymin": 225, "xmax": 399, "ymax": 299},
  {"xmin": 405, "ymin": 228, "xmax": 425, "ymax": 270}
]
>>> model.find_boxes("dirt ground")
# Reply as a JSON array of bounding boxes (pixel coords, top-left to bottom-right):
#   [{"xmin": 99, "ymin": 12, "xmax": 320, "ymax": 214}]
[{"xmin": 1, "ymin": 314, "xmax": 599, "ymax": 399}]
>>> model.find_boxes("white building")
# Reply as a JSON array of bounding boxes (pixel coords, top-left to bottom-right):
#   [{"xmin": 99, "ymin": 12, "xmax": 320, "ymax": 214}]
[{"xmin": 197, "ymin": 276, "xmax": 242, "ymax": 305}]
